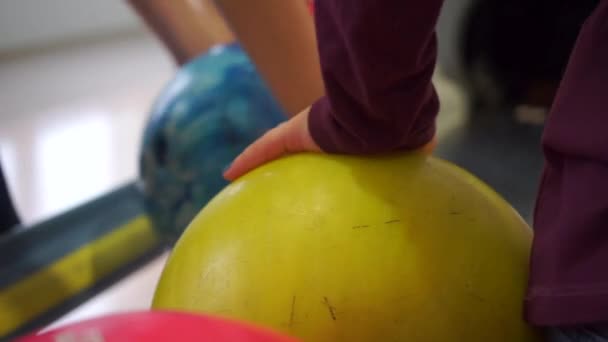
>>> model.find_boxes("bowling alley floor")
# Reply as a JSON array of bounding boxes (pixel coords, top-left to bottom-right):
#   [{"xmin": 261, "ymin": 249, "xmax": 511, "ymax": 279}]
[{"xmin": 0, "ymin": 30, "xmax": 544, "ymax": 334}]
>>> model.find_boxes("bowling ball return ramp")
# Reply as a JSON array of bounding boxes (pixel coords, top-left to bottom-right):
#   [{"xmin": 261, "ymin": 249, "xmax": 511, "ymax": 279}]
[{"xmin": 0, "ymin": 184, "xmax": 164, "ymax": 340}]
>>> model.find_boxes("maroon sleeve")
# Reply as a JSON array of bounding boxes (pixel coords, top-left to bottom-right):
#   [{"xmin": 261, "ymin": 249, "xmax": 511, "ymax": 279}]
[
  {"xmin": 525, "ymin": 1, "xmax": 608, "ymax": 326},
  {"xmin": 307, "ymin": 0, "xmax": 444, "ymax": 154}
]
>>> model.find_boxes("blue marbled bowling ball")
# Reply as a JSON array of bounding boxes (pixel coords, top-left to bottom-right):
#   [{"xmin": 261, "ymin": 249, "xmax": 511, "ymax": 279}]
[{"xmin": 139, "ymin": 43, "xmax": 285, "ymax": 242}]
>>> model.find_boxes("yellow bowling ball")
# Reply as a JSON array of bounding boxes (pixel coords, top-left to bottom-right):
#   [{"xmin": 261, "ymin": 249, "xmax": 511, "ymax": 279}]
[{"xmin": 153, "ymin": 153, "xmax": 540, "ymax": 342}]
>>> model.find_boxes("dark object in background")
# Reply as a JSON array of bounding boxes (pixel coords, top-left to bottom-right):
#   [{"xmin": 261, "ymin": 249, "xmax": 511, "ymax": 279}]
[
  {"xmin": 461, "ymin": 0, "xmax": 600, "ymax": 111},
  {"xmin": 0, "ymin": 163, "xmax": 20, "ymax": 234},
  {"xmin": 436, "ymin": 111, "xmax": 544, "ymax": 221}
]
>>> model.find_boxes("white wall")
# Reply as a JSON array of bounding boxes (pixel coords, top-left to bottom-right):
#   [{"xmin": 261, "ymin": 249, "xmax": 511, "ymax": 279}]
[
  {"xmin": 437, "ymin": 0, "xmax": 474, "ymax": 80},
  {"xmin": 0, "ymin": 0, "xmax": 144, "ymax": 54}
]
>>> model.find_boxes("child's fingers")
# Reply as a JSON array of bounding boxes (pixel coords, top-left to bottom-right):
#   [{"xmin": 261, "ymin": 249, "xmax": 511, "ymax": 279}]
[
  {"xmin": 223, "ymin": 123, "xmax": 291, "ymax": 181},
  {"xmin": 222, "ymin": 110, "xmax": 436, "ymax": 181},
  {"xmin": 223, "ymin": 107, "xmax": 320, "ymax": 181}
]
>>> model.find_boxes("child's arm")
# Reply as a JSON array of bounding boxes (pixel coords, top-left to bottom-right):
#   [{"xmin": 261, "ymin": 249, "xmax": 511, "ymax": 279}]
[
  {"xmin": 128, "ymin": 0, "xmax": 234, "ymax": 65},
  {"xmin": 308, "ymin": 0, "xmax": 444, "ymax": 154},
  {"xmin": 213, "ymin": 0, "xmax": 324, "ymax": 116},
  {"xmin": 526, "ymin": 0, "xmax": 608, "ymax": 328},
  {"xmin": 224, "ymin": 0, "xmax": 444, "ymax": 180}
]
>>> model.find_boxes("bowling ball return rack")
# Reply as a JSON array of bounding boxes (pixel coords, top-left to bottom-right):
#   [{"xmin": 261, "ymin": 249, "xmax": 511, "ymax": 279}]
[
  {"xmin": 0, "ymin": 110, "xmax": 544, "ymax": 341},
  {"xmin": 0, "ymin": 183, "xmax": 165, "ymax": 341}
]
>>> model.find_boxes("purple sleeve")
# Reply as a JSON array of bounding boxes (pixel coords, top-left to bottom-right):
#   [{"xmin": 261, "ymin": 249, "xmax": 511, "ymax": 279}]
[
  {"xmin": 526, "ymin": 1, "xmax": 608, "ymax": 326},
  {"xmin": 307, "ymin": 0, "xmax": 444, "ymax": 154}
]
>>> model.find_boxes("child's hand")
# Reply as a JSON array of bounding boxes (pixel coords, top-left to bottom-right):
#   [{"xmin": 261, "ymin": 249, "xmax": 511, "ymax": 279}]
[
  {"xmin": 223, "ymin": 106, "xmax": 322, "ymax": 181},
  {"xmin": 223, "ymin": 106, "xmax": 438, "ymax": 181}
]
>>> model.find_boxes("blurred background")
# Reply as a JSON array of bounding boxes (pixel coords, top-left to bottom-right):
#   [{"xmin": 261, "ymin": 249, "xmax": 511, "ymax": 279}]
[
  {"xmin": 0, "ymin": 0, "xmax": 598, "ymax": 340},
  {"xmin": 0, "ymin": 0, "xmax": 174, "ymax": 225},
  {"xmin": 3, "ymin": 0, "xmax": 599, "ymax": 230}
]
